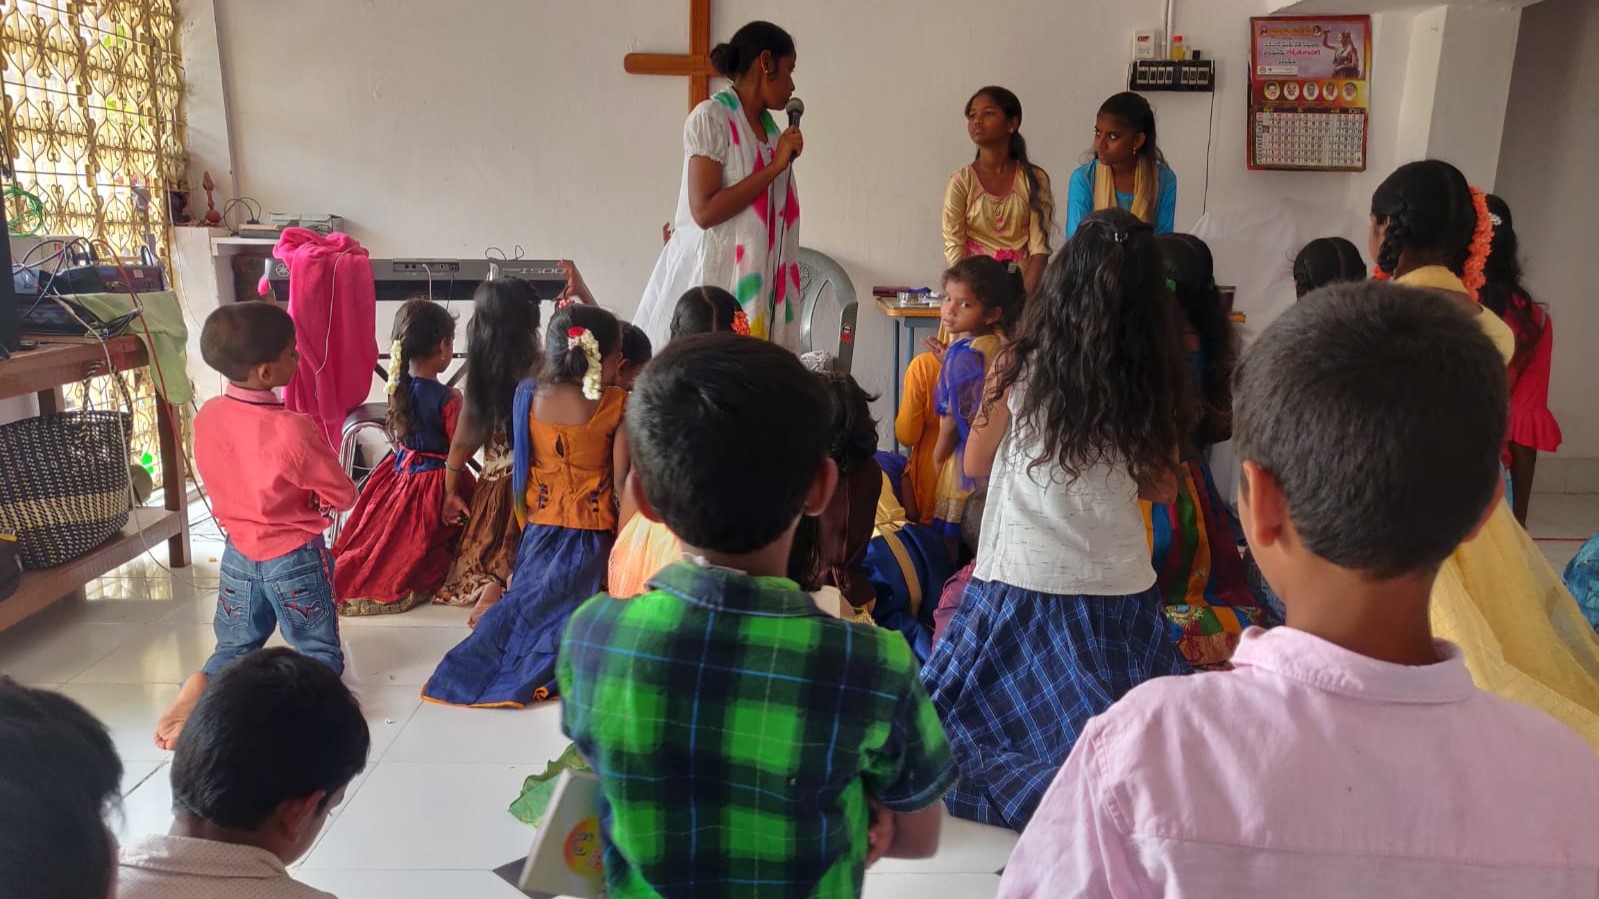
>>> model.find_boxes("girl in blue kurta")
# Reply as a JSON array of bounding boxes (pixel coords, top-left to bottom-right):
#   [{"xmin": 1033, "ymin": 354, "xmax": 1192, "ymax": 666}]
[{"xmin": 1064, "ymin": 92, "xmax": 1178, "ymax": 237}]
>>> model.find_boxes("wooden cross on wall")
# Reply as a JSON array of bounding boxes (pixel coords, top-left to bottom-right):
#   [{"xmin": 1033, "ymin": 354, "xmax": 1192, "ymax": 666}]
[{"xmin": 623, "ymin": 0, "xmax": 716, "ymax": 112}]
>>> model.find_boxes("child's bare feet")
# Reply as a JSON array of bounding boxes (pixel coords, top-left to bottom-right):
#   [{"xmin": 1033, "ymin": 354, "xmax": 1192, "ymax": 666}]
[
  {"xmin": 155, "ymin": 672, "xmax": 209, "ymax": 750},
  {"xmin": 467, "ymin": 582, "xmax": 504, "ymax": 629}
]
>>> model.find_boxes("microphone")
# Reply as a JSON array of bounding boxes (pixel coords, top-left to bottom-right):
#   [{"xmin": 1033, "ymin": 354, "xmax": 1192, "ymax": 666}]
[{"xmin": 785, "ymin": 97, "xmax": 805, "ymax": 129}]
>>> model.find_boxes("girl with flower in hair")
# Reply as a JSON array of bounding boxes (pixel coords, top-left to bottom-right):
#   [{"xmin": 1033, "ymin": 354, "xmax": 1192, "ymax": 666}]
[
  {"xmin": 333, "ymin": 299, "xmax": 469, "ymax": 616},
  {"xmin": 424, "ymin": 305, "xmax": 630, "ymax": 707},
  {"xmin": 1368, "ymin": 159, "xmax": 1599, "ymax": 749}
]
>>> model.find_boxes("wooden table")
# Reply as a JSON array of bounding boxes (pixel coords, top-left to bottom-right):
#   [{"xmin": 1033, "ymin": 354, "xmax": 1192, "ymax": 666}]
[
  {"xmin": 0, "ymin": 336, "xmax": 190, "ymax": 631},
  {"xmin": 874, "ymin": 297, "xmax": 943, "ymax": 446}
]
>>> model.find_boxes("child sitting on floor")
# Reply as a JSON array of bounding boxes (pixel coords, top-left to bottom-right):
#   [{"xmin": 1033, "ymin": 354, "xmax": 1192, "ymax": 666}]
[
  {"xmin": 608, "ymin": 285, "xmax": 747, "ymax": 599},
  {"xmin": 0, "ymin": 680, "xmax": 122, "ymax": 899},
  {"xmin": 436, "ymin": 277, "xmax": 544, "ymax": 625},
  {"xmin": 335, "ymin": 298, "xmax": 470, "ymax": 615},
  {"xmin": 997, "ymin": 283, "xmax": 1599, "ymax": 898},
  {"xmin": 559, "ymin": 334, "xmax": 955, "ymax": 896},
  {"xmin": 120, "ymin": 649, "xmax": 370, "ymax": 899},
  {"xmin": 922, "ymin": 209, "xmax": 1193, "ymax": 832},
  {"xmin": 930, "ymin": 255, "xmax": 1022, "ymax": 550},
  {"xmin": 156, "ymin": 301, "xmax": 357, "ymax": 749},
  {"xmin": 618, "ymin": 321, "xmax": 653, "ymax": 390},
  {"xmin": 931, "ymin": 487, "xmax": 985, "ymax": 648},
  {"xmin": 790, "ymin": 371, "xmax": 883, "ymax": 610},
  {"xmin": 424, "ymin": 305, "xmax": 628, "ymax": 708}
]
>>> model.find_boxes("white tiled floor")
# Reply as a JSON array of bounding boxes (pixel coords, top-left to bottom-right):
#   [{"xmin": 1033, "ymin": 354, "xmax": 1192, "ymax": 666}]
[
  {"xmin": 4, "ymin": 496, "xmax": 1594, "ymax": 898},
  {"xmin": 0, "ymin": 509, "xmax": 1020, "ymax": 899}
]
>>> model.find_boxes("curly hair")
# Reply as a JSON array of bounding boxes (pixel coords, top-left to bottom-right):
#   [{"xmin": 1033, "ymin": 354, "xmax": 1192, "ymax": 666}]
[
  {"xmin": 1157, "ymin": 233, "xmax": 1233, "ymax": 447},
  {"xmin": 388, "ymin": 299, "xmax": 457, "ymax": 440},
  {"xmin": 463, "ymin": 278, "xmax": 542, "ymax": 442},
  {"xmin": 1370, "ymin": 160, "xmax": 1475, "ymax": 278},
  {"xmin": 943, "ymin": 255, "xmax": 1026, "ymax": 335},
  {"xmin": 991, "ymin": 207, "xmax": 1192, "ymax": 491}
]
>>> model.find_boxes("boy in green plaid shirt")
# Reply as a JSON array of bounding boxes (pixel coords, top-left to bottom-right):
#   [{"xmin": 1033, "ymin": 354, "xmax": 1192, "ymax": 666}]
[{"xmin": 558, "ymin": 334, "xmax": 956, "ymax": 898}]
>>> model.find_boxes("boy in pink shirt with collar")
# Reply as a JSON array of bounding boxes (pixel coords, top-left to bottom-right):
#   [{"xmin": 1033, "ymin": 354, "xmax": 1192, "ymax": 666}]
[
  {"xmin": 999, "ymin": 283, "xmax": 1599, "ymax": 898},
  {"xmin": 155, "ymin": 301, "xmax": 357, "ymax": 750}
]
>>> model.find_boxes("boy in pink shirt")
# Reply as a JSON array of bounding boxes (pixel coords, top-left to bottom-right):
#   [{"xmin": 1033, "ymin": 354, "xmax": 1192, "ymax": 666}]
[
  {"xmin": 155, "ymin": 302, "xmax": 357, "ymax": 750},
  {"xmin": 999, "ymin": 283, "xmax": 1599, "ymax": 898}
]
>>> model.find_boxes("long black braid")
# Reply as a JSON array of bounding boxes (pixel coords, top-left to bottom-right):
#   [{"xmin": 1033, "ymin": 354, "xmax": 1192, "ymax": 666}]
[{"xmin": 1370, "ymin": 160, "xmax": 1475, "ymax": 278}]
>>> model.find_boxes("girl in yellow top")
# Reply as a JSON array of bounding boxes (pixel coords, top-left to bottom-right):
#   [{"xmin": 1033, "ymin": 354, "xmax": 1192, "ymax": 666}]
[
  {"xmin": 930, "ymin": 257, "xmax": 1024, "ymax": 550},
  {"xmin": 893, "ymin": 353, "xmax": 940, "ymax": 525},
  {"xmin": 1370, "ymin": 159, "xmax": 1599, "ymax": 749},
  {"xmin": 942, "ymin": 86, "xmax": 1054, "ymax": 294},
  {"xmin": 425, "ymin": 305, "xmax": 629, "ymax": 708}
]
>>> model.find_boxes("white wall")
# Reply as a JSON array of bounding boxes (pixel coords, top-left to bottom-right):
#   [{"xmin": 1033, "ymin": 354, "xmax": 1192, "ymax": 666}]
[
  {"xmin": 201, "ymin": 0, "xmax": 1491, "ymax": 425},
  {"xmin": 1498, "ymin": 0, "xmax": 1599, "ymax": 460}
]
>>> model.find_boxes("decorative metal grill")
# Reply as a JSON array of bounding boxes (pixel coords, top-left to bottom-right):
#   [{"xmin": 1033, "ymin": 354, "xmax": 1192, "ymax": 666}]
[{"xmin": 1, "ymin": 0, "xmax": 189, "ymax": 491}]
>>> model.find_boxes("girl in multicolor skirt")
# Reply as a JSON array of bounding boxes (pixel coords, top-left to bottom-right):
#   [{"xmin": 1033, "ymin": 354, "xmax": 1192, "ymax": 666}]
[{"xmin": 922, "ymin": 208, "xmax": 1195, "ymax": 832}]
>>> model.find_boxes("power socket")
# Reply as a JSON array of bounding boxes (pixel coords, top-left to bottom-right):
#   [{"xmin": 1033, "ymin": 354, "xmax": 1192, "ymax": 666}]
[{"xmin": 1128, "ymin": 60, "xmax": 1216, "ymax": 93}]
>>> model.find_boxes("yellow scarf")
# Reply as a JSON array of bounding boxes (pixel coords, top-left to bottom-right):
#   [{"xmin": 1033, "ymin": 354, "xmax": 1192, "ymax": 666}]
[
  {"xmin": 1396, "ymin": 266, "xmax": 1515, "ymax": 365},
  {"xmin": 1092, "ymin": 156, "xmax": 1158, "ymax": 225}
]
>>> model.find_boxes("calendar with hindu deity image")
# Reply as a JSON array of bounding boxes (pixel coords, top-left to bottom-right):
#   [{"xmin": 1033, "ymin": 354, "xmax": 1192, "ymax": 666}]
[{"xmin": 1249, "ymin": 15, "xmax": 1371, "ymax": 172}]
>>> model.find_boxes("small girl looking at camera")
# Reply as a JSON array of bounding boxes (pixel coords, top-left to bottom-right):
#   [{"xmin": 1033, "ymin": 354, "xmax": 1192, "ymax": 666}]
[
  {"xmin": 334, "ymin": 299, "xmax": 468, "ymax": 616},
  {"xmin": 425, "ymin": 305, "xmax": 629, "ymax": 708},
  {"xmin": 931, "ymin": 256, "xmax": 1023, "ymax": 550}
]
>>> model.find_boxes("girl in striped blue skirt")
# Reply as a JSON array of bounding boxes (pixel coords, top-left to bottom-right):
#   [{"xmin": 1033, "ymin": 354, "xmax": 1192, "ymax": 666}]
[{"xmin": 921, "ymin": 207, "xmax": 1195, "ymax": 831}]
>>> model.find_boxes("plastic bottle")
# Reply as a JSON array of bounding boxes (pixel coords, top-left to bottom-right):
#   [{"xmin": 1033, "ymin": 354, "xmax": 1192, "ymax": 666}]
[{"xmin": 1169, "ymin": 35, "xmax": 1186, "ymax": 61}]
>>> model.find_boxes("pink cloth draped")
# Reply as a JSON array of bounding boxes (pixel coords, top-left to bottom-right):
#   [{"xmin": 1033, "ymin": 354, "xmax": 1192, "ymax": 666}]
[{"xmin": 261, "ymin": 229, "xmax": 377, "ymax": 448}]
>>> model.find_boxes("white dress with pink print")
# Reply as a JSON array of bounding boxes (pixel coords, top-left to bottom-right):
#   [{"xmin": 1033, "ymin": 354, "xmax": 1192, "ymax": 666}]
[{"xmin": 636, "ymin": 89, "xmax": 801, "ymax": 350}]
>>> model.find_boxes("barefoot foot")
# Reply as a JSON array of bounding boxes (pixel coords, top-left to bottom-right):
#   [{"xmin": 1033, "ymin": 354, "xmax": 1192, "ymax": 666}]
[
  {"xmin": 467, "ymin": 582, "xmax": 504, "ymax": 630},
  {"xmin": 155, "ymin": 672, "xmax": 209, "ymax": 750}
]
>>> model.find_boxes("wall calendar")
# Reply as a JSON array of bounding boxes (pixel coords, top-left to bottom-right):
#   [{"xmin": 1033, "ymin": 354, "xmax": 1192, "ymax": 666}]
[{"xmin": 1249, "ymin": 15, "xmax": 1371, "ymax": 172}]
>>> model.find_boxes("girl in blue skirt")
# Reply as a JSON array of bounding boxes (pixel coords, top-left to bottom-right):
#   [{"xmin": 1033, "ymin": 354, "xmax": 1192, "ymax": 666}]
[
  {"xmin": 424, "ymin": 305, "xmax": 628, "ymax": 707},
  {"xmin": 921, "ymin": 207, "xmax": 1195, "ymax": 831}
]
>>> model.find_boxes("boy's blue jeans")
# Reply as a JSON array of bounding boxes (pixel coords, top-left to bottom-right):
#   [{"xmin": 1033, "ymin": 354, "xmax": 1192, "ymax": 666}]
[{"xmin": 202, "ymin": 536, "xmax": 344, "ymax": 677}]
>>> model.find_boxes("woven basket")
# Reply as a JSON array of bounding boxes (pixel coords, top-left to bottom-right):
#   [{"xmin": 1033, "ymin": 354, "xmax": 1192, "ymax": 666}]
[{"xmin": 0, "ymin": 399, "xmax": 133, "ymax": 571}]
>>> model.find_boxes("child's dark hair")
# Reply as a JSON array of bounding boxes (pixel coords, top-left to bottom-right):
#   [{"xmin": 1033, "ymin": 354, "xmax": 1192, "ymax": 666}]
[
  {"xmin": 1292, "ymin": 237, "xmax": 1366, "ymax": 298},
  {"xmin": 622, "ymin": 323, "xmax": 654, "ymax": 368},
  {"xmin": 817, "ymin": 370, "xmax": 879, "ymax": 472},
  {"xmin": 388, "ymin": 298, "xmax": 457, "ymax": 440},
  {"xmin": 967, "ymin": 86, "xmax": 1053, "ymax": 255},
  {"xmin": 1480, "ymin": 193, "xmax": 1545, "ymax": 376},
  {"xmin": 628, "ymin": 333, "xmax": 831, "ymax": 554},
  {"xmin": 0, "ymin": 679, "xmax": 122, "ymax": 899},
  {"xmin": 708, "ymin": 20, "xmax": 794, "ymax": 80},
  {"xmin": 943, "ymin": 255, "xmax": 1026, "ymax": 335},
  {"xmin": 669, "ymin": 285, "xmax": 741, "ymax": 339},
  {"xmin": 200, "ymin": 300, "xmax": 296, "ymax": 382},
  {"xmin": 1235, "ymin": 282, "xmax": 1507, "ymax": 578},
  {"xmin": 788, "ymin": 372, "xmax": 879, "ymax": 590},
  {"xmin": 993, "ymin": 207, "xmax": 1192, "ymax": 491},
  {"xmin": 1369, "ymin": 159, "xmax": 1475, "ymax": 278},
  {"xmin": 544, "ymin": 305, "xmax": 622, "ymax": 387},
  {"xmin": 960, "ymin": 487, "xmax": 987, "ymax": 554},
  {"xmin": 465, "ymin": 278, "xmax": 542, "ymax": 441},
  {"xmin": 1157, "ymin": 233, "xmax": 1234, "ymax": 447},
  {"xmin": 1096, "ymin": 91, "xmax": 1166, "ymax": 167},
  {"xmin": 171, "ymin": 648, "xmax": 370, "ymax": 830}
]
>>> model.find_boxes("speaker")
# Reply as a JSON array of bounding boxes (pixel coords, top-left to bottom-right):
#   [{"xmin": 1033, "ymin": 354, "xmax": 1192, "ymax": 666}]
[{"xmin": 0, "ymin": 228, "xmax": 18, "ymax": 352}]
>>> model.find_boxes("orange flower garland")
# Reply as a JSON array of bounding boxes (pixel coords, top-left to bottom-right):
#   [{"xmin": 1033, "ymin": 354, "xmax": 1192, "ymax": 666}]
[
  {"xmin": 1370, "ymin": 186, "xmax": 1494, "ymax": 298},
  {"xmin": 1461, "ymin": 186, "xmax": 1493, "ymax": 302}
]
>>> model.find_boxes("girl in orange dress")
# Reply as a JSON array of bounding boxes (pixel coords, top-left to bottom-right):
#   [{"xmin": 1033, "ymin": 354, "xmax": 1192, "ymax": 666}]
[{"xmin": 424, "ymin": 305, "xmax": 628, "ymax": 707}]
